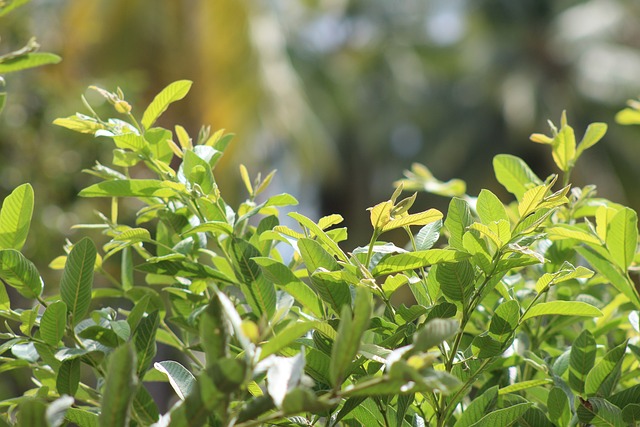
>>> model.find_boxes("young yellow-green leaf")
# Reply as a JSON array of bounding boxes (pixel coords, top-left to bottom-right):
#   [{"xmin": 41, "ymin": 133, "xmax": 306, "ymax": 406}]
[
  {"xmin": 369, "ymin": 200, "xmax": 393, "ymax": 231},
  {"xmin": 476, "ymin": 189, "xmax": 508, "ymax": 225},
  {"xmin": 0, "ymin": 52, "xmax": 61, "ymax": 74},
  {"xmin": 53, "ymin": 114, "xmax": 107, "ymax": 134},
  {"xmin": 381, "ymin": 209, "xmax": 442, "ymax": 233},
  {"xmin": 56, "ymin": 358, "xmax": 80, "ymax": 397},
  {"xmin": 569, "ymin": 329, "xmax": 596, "ymax": 394},
  {"xmin": 0, "ymin": 249, "xmax": 42, "ymax": 298},
  {"xmin": 0, "ymin": 0, "xmax": 30, "ymax": 17},
  {"xmin": 289, "ymin": 212, "xmax": 349, "ymax": 262},
  {"xmin": 99, "ymin": 343, "xmax": 137, "ymax": 427},
  {"xmin": 371, "ymin": 249, "xmax": 470, "ymax": 276},
  {"xmin": 112, "ymin": 133, "xmax": 149, "ymax": 152},
  {"xmin": 522, "ymin": 301, "xmax": 602, "ymax": 321},
  {"xmin": 585, "ymin": 341, "xmax": 627, "ymax": 397},
  {"xmin": 141, "ymin": 80, "xmax": 193, "ymax": 129},
  {"xmin": 606, "ymin": 207, "xmax": 638, "ymax": 271},
  {"xmin": 535, "ymin": 265, "xmax": 594, "ymax": 294},
  {"xmin": 40, "ymin": 300, "xmax": 67, "ymax": 347},
  {"xmin": 60, "ymin": 237, "xmax": 96, "ymax": 323},
  {"xmin": 154, "ymin": 361, "xmax": 195, "ymax": 400},
  {"xmin": 330, "ymin": 287, "xmax": 371, "ymax": 388},
  {"xmin": 576, "ymin": 122, "xmax": 607, "ymax": 157},
  {"xmin": 493, "ymin": 154, "xmax": 542, "ymax": 201},
  {"xmin": 239, "ymin": 164, "xmax": 253, "ymax": 195},
  {"xmin": 615, "ymin": 108, "xmax": 640, "ymax": 125},
  {"xmin": 551, "ymin": 124, "xmax": 576, "ymax": 172},
  {"xmin": 444, "ymin": 198, "xmax": 472, "ymax": 250},
  {"xmin": 79, "ymin": 179, "xmax": 181, "ymax": 198},
  {"xmin": 596, "ymin": 205, "xmax": 617, "ymax": 242},
  {"xmin": 0, "ymin": 183, "xmax": 34, "ymax": 251},
  {"xmin": 518, "ymin": 184, "xmax": 547, "ymax": 217},
  {"xmin": 546, "ymin": 224, "xmax": 601, "ymax": 245}
]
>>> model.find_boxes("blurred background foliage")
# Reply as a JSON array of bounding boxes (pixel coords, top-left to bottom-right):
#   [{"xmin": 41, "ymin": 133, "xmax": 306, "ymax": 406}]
[{"xmin": 2, "ymin": 0, "xmax": 640, "ymax": 288}]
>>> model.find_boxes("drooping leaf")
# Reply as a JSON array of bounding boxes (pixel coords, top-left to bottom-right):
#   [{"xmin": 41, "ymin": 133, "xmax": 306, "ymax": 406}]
[
  {"xmin": 141, "ymin": 80, "xmax": 193, "ymax": 129},
  {"xmin": 569, "ymin": 329, "xmax": 597, "ymax": 394},
  {"xmin": 521, "ymin": 301, "xmax": 602, "ymax": 321},
  {"xmin": 0, "ymin": 249, "xmax": 42, "ymax": 298},
  {"xmin": 40, "ymin": 301, "xmax": 67, "ymax": 347},
  {"xmin": 0, "ymin": 183, "xmax": 34, "ymax": 251},
  {"xmin": 60, "ymin": 237, "xmax": 96, "ymax": 324},
  {"xmin": 154, "ymin": 361, "xmax": 196, "ymax": 400},
  {"xmin": 99, "ymin": 343, "xmax": 137, "ymax": 427}
]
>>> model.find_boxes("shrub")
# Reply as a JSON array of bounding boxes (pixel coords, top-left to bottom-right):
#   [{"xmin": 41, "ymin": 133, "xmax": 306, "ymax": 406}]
[{"xmin": 0, "ymin": 81, "xmax": 639, "ymax": 427}]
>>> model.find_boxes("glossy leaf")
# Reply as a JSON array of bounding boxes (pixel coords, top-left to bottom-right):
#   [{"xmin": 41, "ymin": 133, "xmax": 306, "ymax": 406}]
[
  {"xmin": 569, "ymin": 329, "xmax": 597, "ymax": 394},
  {"xmin": 60, "ymin": 237, "xmax": 96, "ymax": 323},
  {"xmin": 141, "ymin": 80, "xmax": 193, "ymax": 129},
  {"xmin": 551, "ymin": 124, "xmax": 576, "ymax": 172},
  {"xmin": 0, "ymin": 183, "xmax": 34, "ymax": 251},
  {"xmin": 381, "ymin": 209, "xmax": 442, "ymax": 233},
  {"xmin": 577, "ymin": 397, "xmax": 624, "ymax": 427}
]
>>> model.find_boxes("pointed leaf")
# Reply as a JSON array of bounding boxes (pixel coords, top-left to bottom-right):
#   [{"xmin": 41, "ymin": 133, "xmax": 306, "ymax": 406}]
[
  {"xmin": 60, "ymin": 237, "xmax": 96, "ymax": 323},
  {"xmin": 606, "ymin": 207, "xmax": 638, "ymax": 270},
  {"xmin": 585, "ymin": 341, "xmax": 627, "ymax": 397},
  {"xmin": 570, "ymin": 329, "xmax": 597, "ymax": 394},
  {"xmin": 99, "ymin": 343, "xmax": 137, "ymax": 427},
  {"xmin": 577, "ymin": 397, "xmax": 625, "ymax": 427},
  {"xmin": 155, "ymin": 361, "xmax": 196, "ymax": 400},
  {"xmin": 0, "ymin": 183, "xmax": 33, "ymax": 251},
  {"xmin": 551, "ymin": 125, "xmax": 576, "ymax": 172},
  {"xmin": 381, "ymin": 209, "xmax": 442, "ymax": 232},
  {"xmin": 0, "ymin": 249, "xmax": 42, "ymax": 298},
  {"xmin": 229, "ymin": 238, "xmax": 276, "ymax": 318},
  {"xmin": 0, "ymin": 52, "xmax": 61, "ymax": 73},
  {"xmin": 199, "ymin": 294, "xmax": 228, "ymax": 366},
  {"xmin": 415, "ymin": 219, "xmax": 442, "ymax": 250},
  {"xmin": 468, "ymin": 403, "xmax": 532, "ymax": 427},
  {"xmin": 141, "ymin": 80, "xmax": 193, "ymax": 129},
  {"xmin": 372, "ymin": 249, "xmax": 470, "ymax": 276},
  {"xmin": 493, "ymin": 154, "xmax": 542, "ymax": 201},
  {"xmin": 548, "ymin": 387, "xmax": 571, "ymax": 427},
  {"xmin": 40, "ymin": 300, "xmax": 67, "ymax": 347},
  {"xmin": 476, "ymin": 189, "xmax": 508, "ymax": 225},
  {"xmin": 134, "ymin": 310, "xmax": 159, "ymax": 374},
  {"xmin": 444, "ymin": 198, "xmax": 472, "ymax": 250},
  {"xmin": 577, "ymin": 123, "xmax": 607, "ymax": 157},
  {"xmin": 522, "ymin": 301, "xmax": 602, "ymax": 321},
  {"xmin": 453, "ymin": 385, "xmax": 498, "ymax": 427}
]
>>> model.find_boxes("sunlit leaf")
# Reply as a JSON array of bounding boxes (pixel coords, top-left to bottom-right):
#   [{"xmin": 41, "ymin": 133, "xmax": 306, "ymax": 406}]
[
  {"xmin": 141, "ymin": 80, "xmax": 193, "ymax": 129},
  {"xmin": 522, "ymin": 301, "xmax": 602, "ymax": 321},
  {"xmin": 60, "ymin": 237, "xmax": 96, "ymax": 324},
  {"xmin": 0, "ymin": 183, "xmax": 34, "ymax": 251},
  {"xmin": 154, "ymin": 361, "xmax": 195, "ymax": 400}
]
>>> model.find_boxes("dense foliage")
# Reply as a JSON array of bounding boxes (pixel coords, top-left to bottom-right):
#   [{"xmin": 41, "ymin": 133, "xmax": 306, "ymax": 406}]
[{"xmin": 0, "ymin": 79, "xmax": 639, "ymax": 426}]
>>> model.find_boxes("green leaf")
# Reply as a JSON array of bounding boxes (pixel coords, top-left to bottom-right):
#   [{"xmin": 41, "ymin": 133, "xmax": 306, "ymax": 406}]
[
  {"xmin": 489, "ymin": 300, "xmax": 519, "ymax": 342},
  {"xmin": 289, "ymin": 212, "xmax": 349, "ymax": 262},
  {"xmin": 310, "ymin": 270, "xmax": 352, "ymax": 315},
  {"xmin": 132, "ymin": 386, "xmax": 160, "ymax": 425},
  {"xmin": 0, "ymin": 0, "xmax": 30, "ymax": 17},
  {"xmin": 570, "ymin": 329, "xmax": 597, "ymax": 394},
  {"xmin": 40, "ymin": 300, "xmax": 67, "ymax": 347},
  {"xmin": 498, "ymin": 378, "xmax": 553, "ymax": 394},
  {"xmin": 412, "ymin": 318, "xmax": 458, "ymax": 352},
  {"xmin": 372, "ymin": 249, "xmax": 469, "ymax": 276},
  {"xmin": 616, "ymin": 108, "xmax": 640, "ymax": 125},
  {"xmin": 453, "ymin": 385, "xmax": 498, "ymax": 427},
  {"xmin": 577, "ymin": 122, "xmax": 607, "ymax": 157},
  {"xmin": 60, "ymin": 237, "xmax": 96, "ymax": 323},
  {"xmin": 66, "ymin": 408, "xmax": 99, "ymax": 427},
  {"xmin": 199, "ymin": 294, "xmax": 228, "ymax": 366},
  {"xmin": 436, "ymin": 260, "xmax": 474, "ymax": 303},
  {"xmin": 493, "ymin": 154, "xmax": 542, "ymax": 201},
  {"xmin": 79, "ymin": 179, "xmax": 182, "ymax": 198},
  {"xmin": 298, "ymin": 238, "xmax": 340, "ymax": 273},
  {"xmin": 476, "ymin": 189, "xmax": 508, "ymax": 225},
  {"xmin": 229, "ymin": 238, "xmax": 276, "ymax": 318},
  {"xmin": 155, "ymin": 360, "xmax": 195, "ymax": 400},
  {"xmin": 253, "ymin": 257, "xmax": 324, "ymax": 318},
  {"xmin": 468, "ymin": 402, "xmax": 532, "ymax": 427},
  {"xmin": 623, "ymin": 404, "xmax": 640, "ymax": 425},
  {"xmin": 134, "ymin": 310, "xmax": 160, "ymax": 375},
  {"xmin": 381, "ymin": 209, "xmax": 442, "ymax": 232},
  {"xmin": 551, "ymin": 124, "xmax": 576, "ymax": 172},
  {"xmin": 99, "ymin": 343, "xmax": 138, "ymax": 427},
  {"xmin": 330, "ymin": 287, "xmax": 372, "ymax": 387},
  {"xmin": 0, "ymin": 183, "xmax": 34, "ymax": 251},
  {"xmin": 260, "ymin": 321, "xmax": 317, "ymax": 359},
  {"xmin": 113, "ymin": 133, "xmax": 148, "ymax": 152},
  {"xmin": 521, "ymin": 301, "xmax": 602, "ymax": 321},
  {"xmin": 548, "ymin": 387, "xmax": 571, "ymax": 427},
  {"xmin": 0, "ymin": 52, "xmax": 61, "ymax": 74},
  {"xmin": 0, "ymin": 249, "xmax": 42, "ymax": 298},
  {"xmin": 56, "ymin": 358, "xmax": 80, "ymax": 396},
  {"xmin": 415, "ymin": 219, "xmax": 442, "ymax": 250},
  {"xmin": 585, "ymin": 341, "xmax": 627, "ymax": 397},
  {"xmin": 606, "ymin": 207, "xmax": 638, "ymax": 270},
  {"xmin": 17, "ymin": 398, "xmax": 47, "ymax": 427},
  {"xmin": 444, "ymin": 198, "xmax": 472, "ymax": 250},
  {"xmin": 546, "ymin": 224, "xmax": 601, "ymax": 245},
  {"xmin": 608, "ymin": 384, "xmax": 640, "ymax": 408},
  {"xmin": 577, "ymin": 246, "xmax": 640, "ymax": 310},
  {"xmin": 141, "ymin": 80, "xmax": 193, "ymax": 129},
  {"xmin": 577, "ymin": 397, "xmax": 625, "ymax": 427}
]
